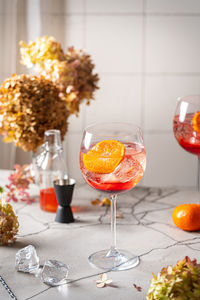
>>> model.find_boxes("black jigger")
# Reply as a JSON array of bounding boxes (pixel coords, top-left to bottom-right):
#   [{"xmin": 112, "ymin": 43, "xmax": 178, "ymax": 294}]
[{"xmin": 53, "ymin": 178, "xmax": 75, "ymax": 223}]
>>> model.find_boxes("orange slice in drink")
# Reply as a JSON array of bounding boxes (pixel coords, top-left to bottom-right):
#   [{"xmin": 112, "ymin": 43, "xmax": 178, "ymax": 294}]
[
  {"xmin": 192, "ymin": 111, "xmax": 200, "ymax": 133},
  {"xmin": 83, "ymin": 140, "xmax": 125, "ymax": 174}
]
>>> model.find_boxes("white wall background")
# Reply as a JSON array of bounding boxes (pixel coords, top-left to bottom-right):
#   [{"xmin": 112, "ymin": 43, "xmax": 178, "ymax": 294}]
[{"xmin": 1, "ymin": 0, "xmax": 200, "ymax": 187}]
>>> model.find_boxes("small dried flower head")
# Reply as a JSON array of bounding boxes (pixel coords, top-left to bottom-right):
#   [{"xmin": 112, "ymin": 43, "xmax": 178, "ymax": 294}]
[
  {"xmin": 6, "ymin": 164, "xmax": 35, "ymax": 204},
  {"xmin": 0, "ymin": 201, "xmax": 19, "ymax": 245},
  {"xmin": 147, "ymin": 256, "xmax": 200, "ymax": 299},
  {"xmin": 20, "ymin": 36, "xmax": 99, "ymax": 116},
  {"xmin": 0, "ymin": 74, "xmax": 69, "ymax": 152},
  {"xmin": 95, "ymin": 273, "xmax": 113, "ymax": 288},
  {"xmin": 20, "ymin": 36, "xmax": 65, "ymax": 67}
]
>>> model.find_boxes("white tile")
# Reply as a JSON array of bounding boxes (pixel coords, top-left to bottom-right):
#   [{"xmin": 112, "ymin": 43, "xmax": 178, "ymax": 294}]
[
  {"xmin": 41, "ymin": 15, "xmax": 67, "ymax": 45},
  {"xmin": 143, "ymin": 132, "xmax": 197, "ymax": 187},
  {"xmin": 64, "ymin": 0, "xmax": 85, "ymax": 13},
  {"xmin": 41, "ymin": 15, "xmax": 84, "ymax": 49},
  {"xmin": 146, "ymin": 0, "xmax": 200, "ymax": 14},
  {"xmin": 86, "ymin": 0, "xmax": 143, "ymax": 13},
  {"xmin": 67, "ymin": 102, "xmax": 86, "ymax": 133},
  {"xmin": 40, "ymin": 0, "xmax": 84, "ymax": 14},
  {"xmin": 144, "ymin": 76, "xmax": 200, "ymax": 131},
  {"xmin": 63, "ymin": 15, "xmax": 85, "ymax": 49},
  {"xmin": 146, "ymin": 16, "xmax": 200, "ymax": 73},
  {"xmin": 86, "ymin": 16, "xmax": 143, "ymax": 73},
  {"xmin": 63, "ymin": 132, "xmax": 84, "ymax": 183},
  {"xmin": 85, "ymin": 74, "xmax": 142, "ymax": 125}
]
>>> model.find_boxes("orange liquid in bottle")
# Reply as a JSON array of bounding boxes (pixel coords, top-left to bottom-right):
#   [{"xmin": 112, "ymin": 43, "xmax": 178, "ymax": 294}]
[{"xmin": 40, "ymin": 187, "xmax": 58, "ymax": 212}]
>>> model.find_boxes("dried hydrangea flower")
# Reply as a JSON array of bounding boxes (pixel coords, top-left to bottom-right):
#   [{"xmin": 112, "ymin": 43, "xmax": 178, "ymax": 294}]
[
  {"xmin": 6, "ymin": 164, "xmax": 35, "ymax": 204},
  {"xmin": 95, "ymin": 273, "xmax": 113, "ymax": 288},
  {"xmin": 20, "ymin": 36, "xmax": 99, "ymax": 115},
  {"xmin": 0, "ymin": 200, "xmax": 19, "ymax": 245},
  {"xmin": 20, "ymin": 36, "xmax": 65, "ymax": 67},
  {"xmin": 146, "ymin": 256, "xmax": 200, "ymax": 299},
  {"xmin": 0, "ymin": 74, "xmax": 69, "ymax": 152}
]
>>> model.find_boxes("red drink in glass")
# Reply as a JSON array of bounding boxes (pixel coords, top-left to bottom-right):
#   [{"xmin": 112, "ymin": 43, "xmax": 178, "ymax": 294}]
[
  {"xmin": 80, "ymin": 122, "xmax": 146, "ymax": 271},
  {"xmin": 173, "ymin": 113, "xmax": 200, "ymax": 157},
  {"xmin": 80, "ymin": 142, "xmax": 146, "ymax": 193},
  {"xmin": 40, "ymin": 187, "xmax": 58, "ymax": 212}
]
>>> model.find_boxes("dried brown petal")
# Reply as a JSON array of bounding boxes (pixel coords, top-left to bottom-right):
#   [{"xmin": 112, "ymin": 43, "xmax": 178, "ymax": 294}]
[
  {"xmin": 133, "ymin": 283, "xmax": 142, "ymax": 292},
  {"xmin": 102, "ymin": 197, "xmax": 111, "ymax": 206}
]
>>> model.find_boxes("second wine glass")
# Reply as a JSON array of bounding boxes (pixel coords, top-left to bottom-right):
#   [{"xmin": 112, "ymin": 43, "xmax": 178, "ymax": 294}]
[
  {"xmin": 80, "ymin": 122, "xmax": 146, "ymax": 270},
  {"xmin": 173, "ymin": 95, "xmax": 200, "ymax": 197}
]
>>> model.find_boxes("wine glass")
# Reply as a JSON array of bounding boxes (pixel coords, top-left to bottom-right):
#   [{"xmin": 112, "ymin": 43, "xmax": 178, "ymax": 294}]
[
  {"xmin": 80, "ymin": 122, "xmax": 146, "ymax": 270},
  {"xmin": 173, "ymin": 95, "xmax": 200, "ymax": 194}
]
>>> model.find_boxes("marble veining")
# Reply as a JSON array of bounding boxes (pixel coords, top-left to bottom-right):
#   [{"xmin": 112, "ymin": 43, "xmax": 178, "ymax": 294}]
[{"xmin": 0, "ymin": 177, "xmax": 200, "ymax": 300}]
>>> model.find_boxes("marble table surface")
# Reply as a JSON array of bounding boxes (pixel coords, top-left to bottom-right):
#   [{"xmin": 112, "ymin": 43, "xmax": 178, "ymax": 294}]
[{"xmin": 0, "ymin": 170, "xmax": 200, "ymax": 300}]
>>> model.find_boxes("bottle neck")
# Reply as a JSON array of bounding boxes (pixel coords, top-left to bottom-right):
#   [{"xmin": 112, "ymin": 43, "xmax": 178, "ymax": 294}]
[{"xmin": 44, "ymin": 129, "xmax": 62, "ymax": 152}]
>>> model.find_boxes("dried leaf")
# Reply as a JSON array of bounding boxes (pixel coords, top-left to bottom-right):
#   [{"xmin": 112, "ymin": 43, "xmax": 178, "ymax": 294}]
[
  {"xmin": 102, "ymin": 197, "xmax": 111, "ymax": 206},
  {"xmin": 91, "ymin": 198, "xmax": 101, "ymax": 206},
  {"xmin": 133, "ymin": 283, "xmax": 142, "ymax": 292}
]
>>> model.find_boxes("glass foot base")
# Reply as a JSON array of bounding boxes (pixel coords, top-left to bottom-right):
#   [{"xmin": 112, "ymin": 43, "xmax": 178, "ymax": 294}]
[{"xmin": 88, "ymin": 249, "xmax": 139, "ymax": 271}]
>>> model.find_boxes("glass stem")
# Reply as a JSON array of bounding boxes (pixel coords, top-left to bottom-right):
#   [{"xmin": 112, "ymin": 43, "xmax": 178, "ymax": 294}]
[{"xmin": 108, "ymin": 194, "xmax": 118, "ymax": 256}]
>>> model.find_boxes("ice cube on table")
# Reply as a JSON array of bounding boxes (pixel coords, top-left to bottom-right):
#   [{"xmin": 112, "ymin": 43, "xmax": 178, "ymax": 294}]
[
  {"xmin": 41, "ymin": 260, "xmax": 69, "ymax": 286},
  {"xmin": 15, "ymin": 245, "xmax": 40, "ymax": 273}
]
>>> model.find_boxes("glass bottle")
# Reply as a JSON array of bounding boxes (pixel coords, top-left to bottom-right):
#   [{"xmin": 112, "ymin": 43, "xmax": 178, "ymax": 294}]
[{"xmin": 36, "ymin": 129, "xmax": 68, "ymax": 212}]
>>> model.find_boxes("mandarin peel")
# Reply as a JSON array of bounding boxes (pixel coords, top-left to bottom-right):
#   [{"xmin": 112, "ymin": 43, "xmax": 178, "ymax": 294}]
[
  {"xmin": 172, "ymin": 203, "xmax": 200, "ymax": 231},
  {"xmin": 83, "ymin": 140, "xmax": 125, "ymax": 174},
  {"xmin": 192, "ymin": 111, "xmax": 200, "ymax": 133}
]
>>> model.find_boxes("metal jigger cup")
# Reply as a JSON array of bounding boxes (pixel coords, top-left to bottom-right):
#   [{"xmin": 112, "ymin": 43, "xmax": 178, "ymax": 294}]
[{"xmin": 53, "ymin": 179, "xmax": 75, "ymax": 223}]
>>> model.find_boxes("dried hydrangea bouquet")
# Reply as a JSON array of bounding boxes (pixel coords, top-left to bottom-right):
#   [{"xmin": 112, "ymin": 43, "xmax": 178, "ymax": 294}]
[{"xmin": 0, "ymin": 36, "xmax": 99, "ymax": 152}]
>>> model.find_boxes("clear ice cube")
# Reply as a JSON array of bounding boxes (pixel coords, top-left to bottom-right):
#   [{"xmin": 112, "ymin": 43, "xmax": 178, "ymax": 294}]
[
  {"xmin": 41, "ymin": 260, "xmax": 69, "ymax": 286},
  {"xmin": 112, "ymin": 155, "xmax": 143, "ymax": 182},
  {"xmin": 15, "ymin": 245, "xmax": 40, "ymax": 273}
]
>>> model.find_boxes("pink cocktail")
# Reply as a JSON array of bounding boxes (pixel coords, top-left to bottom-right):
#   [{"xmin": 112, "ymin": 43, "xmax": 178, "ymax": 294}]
[
  {"xmin": 80, "ymin": 142, "xmax": 146, "ymax": 193},
  {"xmin": 173, "ymin": 113, "xmax": 200, "ymax": 156},
  {"xmin": 173, "ymin": 95, "xmax": 200, "ymax": 201},
  {"xmin": 80, "ymin": 122, "xmax": 146, "ymax": 271}
]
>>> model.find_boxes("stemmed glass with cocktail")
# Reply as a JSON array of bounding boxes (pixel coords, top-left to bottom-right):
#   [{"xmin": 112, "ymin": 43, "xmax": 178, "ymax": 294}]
[
  {"xmin": 173, "ymin": 95, "xmax": 200, "ymax": 194},
  {"xmin": 80, "ymin": 122, "xmax": 146, "ymax": 270}
]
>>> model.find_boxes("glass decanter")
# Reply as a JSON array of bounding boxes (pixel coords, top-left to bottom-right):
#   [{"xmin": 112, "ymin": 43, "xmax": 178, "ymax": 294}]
[{"xmin": 36, "ymin": 129, "xmax": 68, "ymax": 212}]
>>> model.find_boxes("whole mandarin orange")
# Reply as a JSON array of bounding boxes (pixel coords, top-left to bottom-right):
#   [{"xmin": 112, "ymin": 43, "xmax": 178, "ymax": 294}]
[{"xmin": 172, "ymin": 204, "xmax": 200, "ymax": 231}]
